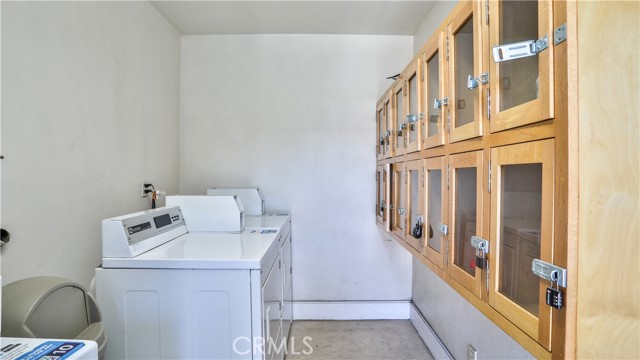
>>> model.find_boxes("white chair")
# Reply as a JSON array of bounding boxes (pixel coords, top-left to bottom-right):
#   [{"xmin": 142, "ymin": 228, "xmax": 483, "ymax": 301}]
[{"xmin": 2, "ymin": 276, "xmax": 107, "ymax": 360}]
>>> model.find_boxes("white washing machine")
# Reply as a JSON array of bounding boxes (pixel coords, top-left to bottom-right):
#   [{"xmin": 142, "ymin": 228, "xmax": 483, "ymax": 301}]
[{"xmin": 95, "ymin": 206, "xmax": 291, "ymax": 360}]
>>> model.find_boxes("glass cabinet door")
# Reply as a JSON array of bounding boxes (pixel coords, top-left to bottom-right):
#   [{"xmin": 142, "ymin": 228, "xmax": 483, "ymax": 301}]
[
  {"xmin": 376, "ymin": 164, "xmax": 391, "ymax": 231},
  {"xmin": 448, "ymin": 150, "xmax": 485, "ymax": 298},
  {"xmin": 383, "ymin": 95, "xmax": 392, "ymax": 159},
  {"xmin": 422, "ymin": 30, "xmax": 446, "ymax": 149},
  {"xmin": 489, "ymin": 139, "xmax": 554, "ymax": 350},
  {"xmin": 391, "ymin": 162, "xmax": 406, "ymax": 240},
  {"xmin": 393, "ymin": 80, "xmax": 406, "ymax": 157},
  {"xmin": 489, "ymin": 0, "xmax": 554, "ymax": 132},
  {"xmin": 422, "ymin": 156, "xmax": 447, "ymax": 269},
  {"xmin": 405, "ymin": 160, "xmax": 424, "ymax": 251},
  {"xmin": 376, "ymin": 165, "xmax": 384, "ymax": 225},
  {"xmin": 376, "ymin": 100, "xmax": 386, "ymax": 161},
  {"xmin": 403, "ymin": 59, "xmax": 423, "ymax": 154},
  {"xmin": 448, "ymin": 1, "xmax": 484, "ymax": 143}
]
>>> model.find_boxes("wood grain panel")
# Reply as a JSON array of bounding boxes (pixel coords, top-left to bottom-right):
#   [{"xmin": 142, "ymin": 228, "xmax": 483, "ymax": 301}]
[{"xmin": 576, "ymin": 1, "xmax": 640, "ymax": 358}]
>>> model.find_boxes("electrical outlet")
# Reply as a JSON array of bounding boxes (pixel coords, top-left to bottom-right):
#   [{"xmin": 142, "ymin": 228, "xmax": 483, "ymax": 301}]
[
  {"xmin": 141, "ymin": 180, "xmax": 148, "ymax": 198},
  {"xmin": 467, "ymin": 345, "xmax": 477, "ymax": 360}
]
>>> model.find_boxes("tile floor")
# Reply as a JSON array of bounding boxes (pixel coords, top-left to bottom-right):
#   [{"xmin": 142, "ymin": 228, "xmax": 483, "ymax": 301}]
[{"xmin": 284, "ymin": 320, "xmax": 434, "ymax": 360}]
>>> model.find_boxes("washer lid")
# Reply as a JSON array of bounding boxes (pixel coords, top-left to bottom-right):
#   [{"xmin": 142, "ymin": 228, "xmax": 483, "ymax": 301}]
[{"xmin": 101, "ymin": 229, "xmax": 280, "ymax": 270}]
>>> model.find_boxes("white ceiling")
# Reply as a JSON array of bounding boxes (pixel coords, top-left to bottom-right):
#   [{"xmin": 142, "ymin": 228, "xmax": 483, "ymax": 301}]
[{"xmin": 150, "ymin": 1, "xmax": 438, "ymax": 35}]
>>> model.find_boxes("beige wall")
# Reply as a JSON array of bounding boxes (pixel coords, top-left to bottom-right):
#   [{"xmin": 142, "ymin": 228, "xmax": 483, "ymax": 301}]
[
  {"xmin": 413, "ymin": 1, "xmax": 458, "ymax": 55},
  {"xmin": 179, "ymin": 34, "xmax": 415, "ymax": 301},
  {"xmin": 1, "ymin": 1, "xmax": 181, "ymax": 288}
]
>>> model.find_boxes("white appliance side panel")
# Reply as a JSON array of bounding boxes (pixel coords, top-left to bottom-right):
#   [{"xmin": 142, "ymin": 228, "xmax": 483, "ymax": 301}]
[
  {"xmin": 250, "ymin": 269, "xmax": 263, "ymax": 359},
  {"xmin": 96, "ymin": 268, "xmax": 252, "ymax": 360},
  {"xmin": 261, "ymin": 259, "xmax": 282, "ymax": 360},
  {"xmin": 281, "ymin": 233, "xmax": 293, "ymax": 341}
]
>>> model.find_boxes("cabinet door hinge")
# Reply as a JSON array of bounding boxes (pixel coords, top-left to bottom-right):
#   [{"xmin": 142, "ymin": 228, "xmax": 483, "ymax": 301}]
[
  {"xmin": 554, "ymin": 24, "xmax": 567, "ymax": 46},
  {"xmin": 446, "ymin": 110, "xmax": 451, "ymax": 133},
  {"xmin": 487, "ymin": 88, "xmax": 491, "ymax": 121},
  {"xmin": 445, "ymin": 36, "xmax": 450, "ymax": 61},
  {"xmin": 422, "ymin": 167, "xmax": 426, "ymax": 187},
  {"xmin": 445, "ymin": 241, "xmax": 449, "ymax": 265},
  {"xmin": 486, "ymin": 261, "xmax": 490, "ymax": 294},
  {"xmin": 485, "ymin": 0, "xmax": 490, "ymax": 25},
  {"xmin": 421, "ymin": 64, "xmax": 425, "ymax": 82},
  {"xmin": 488, "ymin": 160, "xmax": 492, "ymax": 193},
  {"xmin": 446, "ymin": 165, "xmax": 450, "ymax": 189}
]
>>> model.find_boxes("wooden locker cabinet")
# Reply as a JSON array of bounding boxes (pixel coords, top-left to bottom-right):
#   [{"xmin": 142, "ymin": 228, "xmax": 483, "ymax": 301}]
[
  {"xmin": 376, "ymin": 165, "xmax": 384, "ymax": 225},
  {"xmin": 448, "ymin": 150, "xmax": 485, "ymax": 299},
  {"xmin": 402, "ymin": 59, "xmax": 423, "ymax": 154},
  {"xmin": 390, "ymin": 162, "xmax": 406, "ymax": 240},
  {"xmin": 405, "ymin": 159, "xmax": 424, "ymax": 251},
  {"xmin": 374, "ymin": 0, "xmax": 572, "ymax": 358},
  {"xmin": 376, "ymin": 99, "xmax": 386, "ymax": 161},
  {"xmin": 487, "ymin": 0, "xmax": 554, "ymax": 132},
  {"xmin": 421, "ymin": 30, "xmax": 447, "ymax": 149},
  {"xmin": 392, "ymin": 80, "xmax": 406, "ymax": 157},
  {"xmin": 422, "ymin": 156, "xmax": 447, "ymax": 270},
  {"xmin": 376, "ymin": 164, "xmax": 391, "ymax": 232},
  {"xmin": 447, "ymin": 0, "xmax": 485, "ymax": 143},
  {"xmin": 384, "ymin": 95, "xmax": 393, "ymax": 159},
  {"xmin": 489, "ymin": 139, "xmax": 555, "ymax": 350}
]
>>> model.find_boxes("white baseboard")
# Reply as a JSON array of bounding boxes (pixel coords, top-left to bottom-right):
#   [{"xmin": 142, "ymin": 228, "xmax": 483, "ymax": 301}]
[
  {"xmin": 292, "ymin": 300, "xmax": 410, "ymax": 320},
  {"xmin": 410, "ymin": 303, "xmax": 453, "ymax": 360}
]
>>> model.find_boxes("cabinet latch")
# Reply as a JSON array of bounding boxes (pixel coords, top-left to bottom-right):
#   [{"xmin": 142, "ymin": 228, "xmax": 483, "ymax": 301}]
[
  {"xmin": 433, "ymin": 97, "xmax": 449, "ymax": 109},
  {"xmin": 470, "ymin": 236, "xmax": 489, "ymax": 271},
  {"xmin": 467, "ymin": 73, "xmax": 489, "ymax": 90},
  {"xmin": 470, "ymin": 236, "xmax": 489, "ymax": 253},
  {"xmin": 406, "ymin": 113, "xmax": 424, "ymax": 123},
  {"xmin": 532, "ymin": 259, "xmax": 567, "ymax": 288},
  {"xmin": 438, "ymin": 223, "xmax": 448, "ymax": 235},
  {"xmin": 492, "ymin": 35, "xmax": 548, "ymax": 63}
]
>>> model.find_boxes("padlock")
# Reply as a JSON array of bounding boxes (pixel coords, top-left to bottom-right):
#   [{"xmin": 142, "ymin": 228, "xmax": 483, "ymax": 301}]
[
  {"xmin": 545, "ymin": 288, "xmax": 563, "ymax": 309},
  {"xmin": 475, "ymin": 255, "xmax": 485, "ymax": 269},
  {"xmin": 545, "ymin": 275, "xmax": 564, "ymax": 310}
]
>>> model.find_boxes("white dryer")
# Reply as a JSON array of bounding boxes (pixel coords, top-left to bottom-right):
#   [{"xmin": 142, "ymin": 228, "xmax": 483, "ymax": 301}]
[{"xmin": 95, "ymin": 207, "xmax": 291, "ymax": 360}]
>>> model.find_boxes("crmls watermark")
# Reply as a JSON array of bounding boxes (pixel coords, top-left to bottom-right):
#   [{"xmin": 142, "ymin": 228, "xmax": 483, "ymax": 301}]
[{"xmin": 232, "ymin": 336, "xmax": 314, "ymax": 356}]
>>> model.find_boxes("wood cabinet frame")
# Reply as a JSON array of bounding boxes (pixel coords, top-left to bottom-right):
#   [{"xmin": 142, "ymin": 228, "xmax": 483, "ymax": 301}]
[
  {"xmin": 422, "ymin": 30, "xmax": 447, "ymax": 149},
  {"xmin": 403, "ymin": 59, "xmax": 423, "ymax": 154},
  {"xmin": 422, "ymin": 156, "xmax": 447, "ymax": 269},
  {"xmin": 390, "ymin": 162, "xmax": 406, "ymax": 240},
  {"xmin": 489, "ymin": 139, "xmax": 555, "ymax": 350},
  {"xmin": 448, "ymin": 150, "xmax": 485, "ymax": 298},
  {"xmin": 488, "ymin": 0, "xmax": 554, "ymax": 132},
  {"xmin": 375, "ymin": 1, "xmax": 571, "ymax": 358},
  {"xmin": 383, "ymin": 94, "xmax": 393, "ymax": 159},
  {"xmin": 404, "ymin": 159, "xmax": 424, "ymax": 251},
  {"xmin": 376, "ymin": 100, "xmax": 386, "ymax": 161},
  {"xmin": 447, "ymin": 0, "xmax": 485, "ymax": 143},
  {"xmin": 392, "ymin": 79, "xmax": 406, "ymax": 157}
]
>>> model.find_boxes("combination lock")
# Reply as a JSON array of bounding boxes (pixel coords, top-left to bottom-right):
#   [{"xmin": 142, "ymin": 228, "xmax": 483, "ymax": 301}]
[
  {"xmin": 546, "ymin": 271, "xmax": 564, "ymax": 310},
  {"xmin": 546, "ymin": 287, "xmax": 564, "ymax": 309}
]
